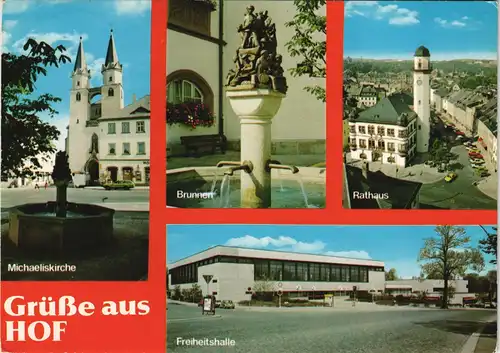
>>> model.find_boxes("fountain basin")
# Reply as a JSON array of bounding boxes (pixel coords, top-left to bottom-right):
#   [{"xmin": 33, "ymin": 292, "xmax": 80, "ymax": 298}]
[
  {"xmin": 8, "ymin": 202, "xmax": 114, "ymax": 255},
  {"xmin": 167, "ymin": 166, "xmax": 326, "ymax": 208}
]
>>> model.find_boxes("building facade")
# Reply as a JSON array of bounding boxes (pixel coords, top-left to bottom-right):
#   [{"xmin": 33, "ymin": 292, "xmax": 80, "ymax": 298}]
[
  {"xmin": 168, "ymin": 246, "xmax": 475, "ymax": 305},
  {"xmin": 168, "ymin": 246, "xmax": 386, "ymax": 303},
  {"xmin": 166, "ymin": 0, "xmax": 326, "ymax": 155},
  {"xmin": 385, "ymin": 279, "xmax": 472, "ymax": 305},
  {"xmin": 66, "ymin": 32, "xmax": 150, "ymax": 185},
  {"xmin": 348, "ymin": 93, "xmax": 418, "ymax": 167},
  {"xmin": 347, "ymin": 46, "xmax": 431, "ymax": 167}
]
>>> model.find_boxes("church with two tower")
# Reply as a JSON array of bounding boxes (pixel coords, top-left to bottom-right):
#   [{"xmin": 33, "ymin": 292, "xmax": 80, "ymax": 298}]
[
  {"xmin": 65, "ymin": 30, "xmax": 151, "ymax": 185},
  {"xmin": 347, "ymin": 46, "xmax": 432, "ymax": 168}
]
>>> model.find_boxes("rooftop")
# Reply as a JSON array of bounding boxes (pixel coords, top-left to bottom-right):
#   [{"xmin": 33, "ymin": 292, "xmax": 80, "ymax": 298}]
[
  {"xmin": 168, "ymin": 245, "xmax": 385, "ymax": 269},
  {"xmin": 351, "ymin": 92, "xmax": 416, "ymax": 126}
]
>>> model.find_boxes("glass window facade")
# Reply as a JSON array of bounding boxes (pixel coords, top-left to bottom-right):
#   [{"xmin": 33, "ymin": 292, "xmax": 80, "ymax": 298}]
[{"xmin": 168, "ymin": 254, "xmax": 384, "ymax": 285}]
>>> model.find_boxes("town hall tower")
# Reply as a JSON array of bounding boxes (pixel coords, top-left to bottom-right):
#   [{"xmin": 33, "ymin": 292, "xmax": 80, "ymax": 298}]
[{"xmin": 413, "ymin": 45, "xmax": 431, "ymax": 153}]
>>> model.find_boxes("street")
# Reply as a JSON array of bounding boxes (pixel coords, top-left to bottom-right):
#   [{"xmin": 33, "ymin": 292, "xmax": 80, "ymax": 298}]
[
  {"xmin": 419, "ymin": 144, "xmax": 497, "ymax": 209},
  {"xmin": 0, "ymin": 187, "xmax": 149, "ymax": 211},
  {"xmin": 167, "ymin": 303, "xmax": 496, "ymax": 353}
]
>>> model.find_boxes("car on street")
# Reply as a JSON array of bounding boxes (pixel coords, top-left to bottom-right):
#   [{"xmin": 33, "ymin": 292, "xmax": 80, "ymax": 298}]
[
  {"xmin": 103, "ymin": 180, "xmax": 135, "ymax": 190},
  {"xmin": 221, "ymin": 300, "xmax": 235, "ymax": 309},
  {"xmin": 444, "ymin": 172, "xmax": 457, "ymax": 183}
]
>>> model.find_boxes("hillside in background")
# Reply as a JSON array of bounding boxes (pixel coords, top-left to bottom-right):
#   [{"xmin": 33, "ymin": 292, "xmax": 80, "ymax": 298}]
[{"xmin": 344, "ymin": 58, "xmax": 497, "ymax": 75}]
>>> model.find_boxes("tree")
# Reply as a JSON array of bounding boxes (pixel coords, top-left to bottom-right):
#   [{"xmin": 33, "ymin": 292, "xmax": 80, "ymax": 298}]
[
  {"xmin": 173, "ymin": 285, "xmax": 181, "ymax": 300},
  {"xmin": 189, "ymin": 284, "xmax": 203, "ymax": 303},
  {"xmin": 285, "ymin": 0, "xmax": 326, "ymax": 102},
  {"xmin": 479, "ymin": 226, "xmax": 497, "ymax": 264},
  {"xmin": 418, "ymin": 226, "xmax": 484, "ymax": 309},
  {"xmin": 385, "ymin": 268, "xmax": 398, "ymax": 281},
  {"xmin": 2, "ymin": 38, "xmax": 71, "ymax": 180}
]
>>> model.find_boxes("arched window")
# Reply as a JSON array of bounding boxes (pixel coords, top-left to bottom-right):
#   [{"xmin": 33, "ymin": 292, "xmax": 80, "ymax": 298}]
[
  {"xmin": 167, "ymin": 80, "xmax": 203, "ymax": 104},
  {"xmin": 76, "ymin": 92, "xmax": 81, "ymax": 101},
  {"xmin": 109, "ymin": 76, "xmax": 112, "ymax": 82},
  {"xmin": 108, "ymin": 88, "xmax": 114, "ymax": 97}
]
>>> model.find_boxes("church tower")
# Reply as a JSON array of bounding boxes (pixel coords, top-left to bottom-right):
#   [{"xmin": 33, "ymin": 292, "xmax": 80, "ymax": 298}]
[
  {"xmin": 68, "ymin": 37, "xmax": 91, "ymax": 173},
  {"xmin": 101, "ymin": 30, "xmax": 124, "ymax": 116},
  {"xmin": 413, "ymin": 45, "xmax": 431, "ymax": 153}
]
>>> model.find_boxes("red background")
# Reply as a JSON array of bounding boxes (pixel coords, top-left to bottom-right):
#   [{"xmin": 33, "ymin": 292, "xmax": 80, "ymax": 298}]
[
  {"xmin": 1, "ymin": 0, "xmax": 496, "ymax": 352},
  {"xmin": 1, "ymin": 0, "xmax": 167, "ymax": 352}
]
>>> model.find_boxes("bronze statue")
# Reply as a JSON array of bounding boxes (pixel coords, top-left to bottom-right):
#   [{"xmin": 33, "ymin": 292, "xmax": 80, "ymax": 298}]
[{"xmin": 227, "ymin": 5, "xmax": 287, "ymax": 94}]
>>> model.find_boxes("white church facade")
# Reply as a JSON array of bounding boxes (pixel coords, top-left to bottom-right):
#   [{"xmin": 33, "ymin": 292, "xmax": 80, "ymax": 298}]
[
  {"xmin": 165, "ymin": 0, "xmax": 326, "ymax": 155},
  {"xmin": 348, "ymin": 46, "xmax": 432, "ymax": 167},
  {"xmin": 66, "ymin": 31, "xmax": 151, "ymax": 185}
]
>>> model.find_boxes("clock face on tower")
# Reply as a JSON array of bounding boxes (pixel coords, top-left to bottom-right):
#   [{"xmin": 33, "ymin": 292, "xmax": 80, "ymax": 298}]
[{"xmin": 417, "ymin": 79, "xmax": 422, "ymax": 86}]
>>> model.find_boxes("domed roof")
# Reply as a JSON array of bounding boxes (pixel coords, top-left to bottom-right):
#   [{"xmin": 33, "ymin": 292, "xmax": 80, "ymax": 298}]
[{"xmin": 414, "ymin": 46, "xmax": 430, "ymax": 57}]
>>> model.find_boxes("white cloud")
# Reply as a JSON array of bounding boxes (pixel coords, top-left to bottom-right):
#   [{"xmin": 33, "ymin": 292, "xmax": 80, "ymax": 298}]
[
  {"xmin": 50, "ymin": 116, "xmax": 69, "ymax": 152},
  {"xmin": 87, "ymin": 56, "xmax": 105, "ymax": 85},
  {"xmin": 11, "ymin": 31, "xmax": 87, "ymax": 59},
  {"xmin": 346, "ymin": 1, "xmax": 419, "ymax": 26},
  {"xmin": 225, "ymin": 235, "xmax": 375, "ymax": 258},
  {"xmin": 225, "ymin": 235, "xmax": 325, "ymax": 253},
  {"xmin": 4, "ymin": 0, "xmax": 30, "ymax": 14},
  {"xmin": 3, "ymin": 20, "xmax": 18, "ymax": 30},
  {"xmin": 324, "ymin": 250, "xmax": 372, "ymax": 259},
  {"xmin": 434, "ymin": 17, "xmax": 468, "ymax": 28},
  {"xmin": 2, "ymin": 30, "xmax": 11, "ymax": 52},
  {"xmin": 114, "ymin": 0, "xmax": 151, "ymax": 15},
  {"xmin": 9, "ymin": 31, "xmax": 107, "ymax": 87}
]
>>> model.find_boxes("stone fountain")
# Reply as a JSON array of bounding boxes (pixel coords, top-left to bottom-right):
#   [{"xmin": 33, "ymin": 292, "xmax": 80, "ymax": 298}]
[
  {"xmin": 8, "ymin": 151, "xmax": 114, "ymax": 256},
  {"xmin": 218, "ymin": 5, "xmax": 299, "ymax": 208}
]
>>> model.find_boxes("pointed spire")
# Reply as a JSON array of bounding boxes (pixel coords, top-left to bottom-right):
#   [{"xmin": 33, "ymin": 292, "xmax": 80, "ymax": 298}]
[
  {"xmin": 73, "ymin": 36, "xmax": 88, "ymax": 72},
  {"xmin": 104, "ymin": 29, "xmax": 119, "ymax": 66}
]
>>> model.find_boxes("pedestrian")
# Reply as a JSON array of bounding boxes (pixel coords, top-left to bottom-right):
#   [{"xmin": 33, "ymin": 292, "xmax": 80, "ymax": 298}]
[
  {"xmin": 44, "ymin": 181, "xmax": 48, "ymax": 189},
  {"xmin": 34, "ymin": 183, "xmax": 39, "ymax": 190}
]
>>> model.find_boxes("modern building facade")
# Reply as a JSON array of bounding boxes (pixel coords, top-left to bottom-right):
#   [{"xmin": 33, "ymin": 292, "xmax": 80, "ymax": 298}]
[
  {"xmin": 66, "ymin": 31, "xmax": 151, "ymax": 185},
  {"xmin": 166, "ymin": 0, "xmax": 326, "ymax": 155},
  {"xmin": 385, "ymin": 279, "xmax": 472, "ymax": 305},
  {"xmin": 168, "ymin": 246, "xmax": 475, "ymax": 305},
  {"xmin": 168, "ymin": 246, "xmax": 386, "ymax": 302}
]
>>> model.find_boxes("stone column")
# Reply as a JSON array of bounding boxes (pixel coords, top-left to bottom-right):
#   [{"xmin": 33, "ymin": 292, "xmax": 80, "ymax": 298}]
[{"xmin": 226, "ymin": 88, "xmax": 284, "ymax": 208}]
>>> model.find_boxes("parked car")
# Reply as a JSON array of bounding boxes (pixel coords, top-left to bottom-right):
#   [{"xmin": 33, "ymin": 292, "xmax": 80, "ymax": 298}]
[
  {"xmin": 470, "ymin": 158, "xmax": 485, "ymax": 165},
  {"xmin": 469, "ymin": 152, "xmax": 483, "ymax": 159},
  {"xmin": 467, "ymin": 148, "xmax": 480, "ymax": 153},
  {"xmin": 479, "ymin": 171, "xmax": 491, "ymax": 177},
  {"xmin": 103, "ymin": 180, "xmax": 135, "ymax": 190},
  {"xmin": 455, "ymin": 131, "xmax": 465, "ymax": 136},
  {"xmin": 215, "ymin": 300, "xmax": 222, "ymax": 308},
  {"xmin": 221, "ymin": 300, "xmax": 235, "ymax": 309},
  {"xmin": 444, "ymin": 172, "xmax": 457, "ymax": 183},
  {"xmin": 473, "ymin": 165, "xmax": 488, "ymax": 172}
]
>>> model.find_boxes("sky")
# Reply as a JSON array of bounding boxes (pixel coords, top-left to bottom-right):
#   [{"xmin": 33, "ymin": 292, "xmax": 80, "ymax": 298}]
[
  {"xmin": 2, "ymin": 0, "xmax": 151, "ymax": 152},
  {"xmin": 344, "ymin": 1, "xmax": 498, "ymax": 60},
  {"xmin": 167, "ymin": 225, "xmax": 497, "ymax": 278}
]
